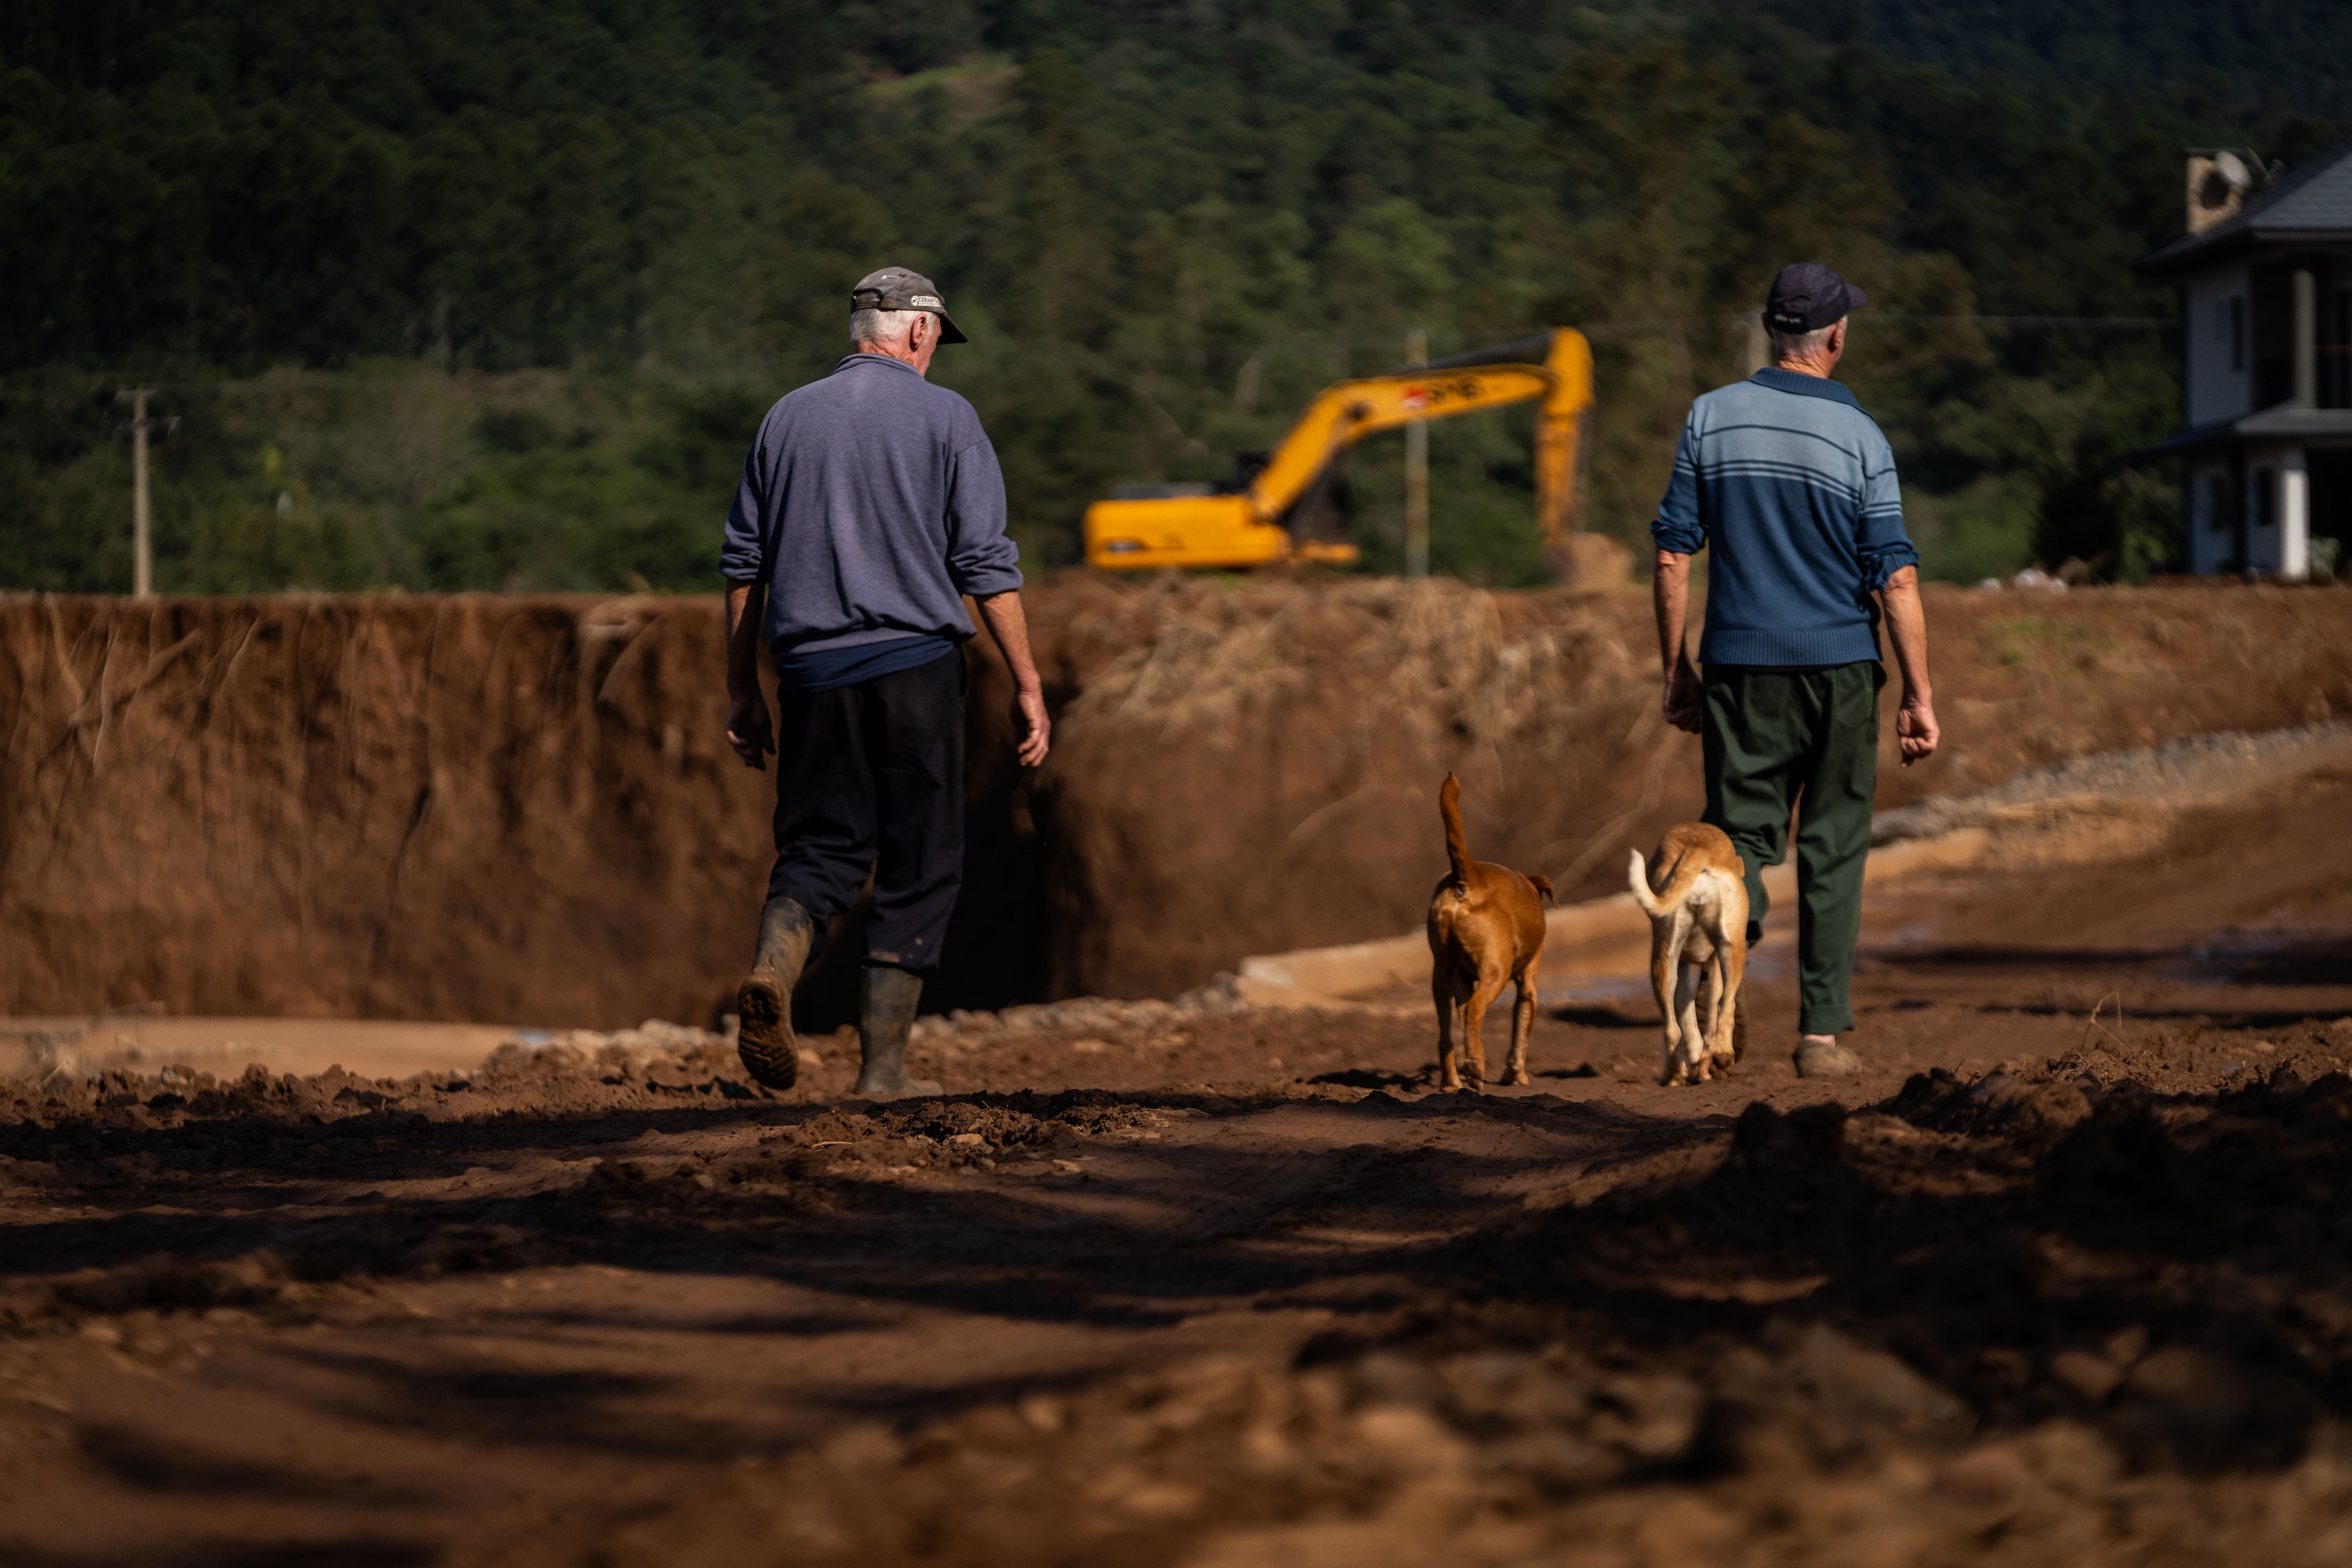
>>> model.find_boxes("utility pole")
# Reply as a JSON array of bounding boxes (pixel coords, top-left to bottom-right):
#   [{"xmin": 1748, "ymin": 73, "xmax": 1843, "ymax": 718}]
[
  {"xmin": 118, "ymin": 388, "xmax": 157, "ymax": 598},
  {"xmin": 1404, "ymin": 328, "xmax": 1429, "ymax": 580}
]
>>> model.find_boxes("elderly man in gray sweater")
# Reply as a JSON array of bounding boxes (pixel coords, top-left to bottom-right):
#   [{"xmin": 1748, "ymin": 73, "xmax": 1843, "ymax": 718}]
[{"xmin": 720, "ymin": 266, "xmax": 1050, "ymax": 1099}]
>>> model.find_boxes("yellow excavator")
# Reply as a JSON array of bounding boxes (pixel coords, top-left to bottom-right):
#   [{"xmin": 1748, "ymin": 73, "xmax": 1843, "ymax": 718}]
[{"xmin": 1082, "ymin": 327, "xmax": 1594, "ymax": 572}]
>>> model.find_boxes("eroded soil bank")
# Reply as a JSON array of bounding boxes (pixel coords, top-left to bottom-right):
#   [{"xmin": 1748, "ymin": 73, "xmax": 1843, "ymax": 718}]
[
  {"xmin": 6, "ymin": 760, "xmax": 2352, "ymax": 1563},
  {"xmin": 8, "ymin": 579, "xmax": 2352, "ymax": 1025}
]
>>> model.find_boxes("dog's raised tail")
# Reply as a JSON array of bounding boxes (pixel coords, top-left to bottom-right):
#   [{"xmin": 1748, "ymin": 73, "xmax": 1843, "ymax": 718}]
[
  {"xmin": 1439, "ymin": 773, "xmax": 1474, "ymax": 884},
  {"xmin": 1627, "ymin": 849, "xmax": 1661, "ymax": 914},
  {"xmin": 1627, "ymin": 844, "xmax": 1700, "ymax": 917}
]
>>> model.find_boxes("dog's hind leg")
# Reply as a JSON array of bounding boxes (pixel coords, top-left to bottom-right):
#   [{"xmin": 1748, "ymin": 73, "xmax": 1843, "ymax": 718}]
[
  {"xmin": 1461, "ymin": 962, "xmax": 1508, "ymax": 1092},
  {"xmin": 1504, "ymin": 961, "xmax": 1537, "ymax": 1087},
  {"xmin": 1672, "ymin": 962, "xmax": 1705, "ymax": 1085},
  {"xmin": 1705, "ymin": 912, "xmax": 1748, "ymax": 1075},
  {"xmin": 1694, "ymin": 957, "xmax": 1724, "ymax": 1081},
  {"xmin": 1432, "ymin": 963, "xmax": 1463, "ymax": 1091},
  {"xmin": 1652, "ymin": 915, "xmax": 1686, "ymax": 1085}
]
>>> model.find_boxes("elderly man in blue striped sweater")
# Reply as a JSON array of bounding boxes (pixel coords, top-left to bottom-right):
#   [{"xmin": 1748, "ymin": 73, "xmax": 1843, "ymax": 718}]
[{"xmin": 1650, "ymin": 262, "xmax": 1940, "ymax": 1080}]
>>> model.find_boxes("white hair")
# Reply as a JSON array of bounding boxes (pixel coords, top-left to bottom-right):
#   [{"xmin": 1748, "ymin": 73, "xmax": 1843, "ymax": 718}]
[
  {"xmin": 850, "ymin": 307, "xmax": 925, "ymax": 349},
  {"xmin": 1769, "ymin": 319, "xmax": 1842, "ymax": 361}
]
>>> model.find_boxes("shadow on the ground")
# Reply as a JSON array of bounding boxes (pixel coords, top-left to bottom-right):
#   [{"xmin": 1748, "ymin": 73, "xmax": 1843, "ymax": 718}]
[
  {"xmin": 1870, "ymin": 935, "xmax": 2352, "ymax": 990},
  {"xmin": 4, "ymin": 1058, "xmax": 2351, "ymax": 1481},
  {"xmin": 1471, "ymin": 1069, "xmax": 2352, "ymax": 1475},
  {"xmin": 1548, "ymin": 1003, "xmax": 1653, "ymax": 1029}
]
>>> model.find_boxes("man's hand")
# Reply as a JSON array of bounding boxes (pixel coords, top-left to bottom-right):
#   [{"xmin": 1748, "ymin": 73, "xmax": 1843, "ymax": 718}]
[
  {"xmin": 724, "ymin": 696, "xmax": 771, "ymax": 776},
  {"xmin": 1014, "ymin": 684, "xmax": 1051, "ymax": 766},
  {"xmin": 1663, "ymin": 660, "xmax": 1704, "ymax": 733},
  {"xmin": 976, "ymin": 590, "xmax": 1052, "ymax": 768},
  {"xmin": 722, "ymin": 580, "xmax": 773, "ymax": 769},
  {"xmin": 1896, "ymin": 689, "xmax": 1939, "ymax": 766},
  {"xmin": 1876, "ymin": 565, "xmax": 1938, "ymax": 768},
  {"xmin": 1652, "ymin": 548, "xmax": 1704, "ymax": 733},
  {"xmin": 726, "ymin": 691, "xmax": 775, "ymax": 770}
]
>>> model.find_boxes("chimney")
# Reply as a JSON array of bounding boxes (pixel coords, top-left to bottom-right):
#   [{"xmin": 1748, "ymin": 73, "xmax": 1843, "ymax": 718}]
[{"xmin": 2186, "ymin": 148, "xmax": 2254, "ymax": 234}]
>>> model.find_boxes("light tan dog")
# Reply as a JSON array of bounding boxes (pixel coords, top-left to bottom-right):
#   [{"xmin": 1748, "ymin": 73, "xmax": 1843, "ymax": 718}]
[
  {"xmin": 1427, "ymin": 774, "xmax": 1555, "ymax": 1091},
  {"xmin": 1628, "ymin": 824, "xmax": 1749, "ymax": 1086}
]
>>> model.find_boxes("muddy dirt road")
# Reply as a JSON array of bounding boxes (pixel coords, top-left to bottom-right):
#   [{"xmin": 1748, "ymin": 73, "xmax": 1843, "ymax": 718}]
[{"xmin": 9, "ymin": 768, "xmax": 2352, "ymax": 1564}]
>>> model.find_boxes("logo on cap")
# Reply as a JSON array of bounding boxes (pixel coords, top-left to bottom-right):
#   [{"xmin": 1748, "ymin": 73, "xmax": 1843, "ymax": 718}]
[{"xmin": 910, "ymin": 294, "xmax": 942, "ymax": 309}]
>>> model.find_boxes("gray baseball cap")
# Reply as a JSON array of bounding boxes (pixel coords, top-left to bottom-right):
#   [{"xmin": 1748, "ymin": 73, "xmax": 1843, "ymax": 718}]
[
  {"xmin": 850, "ymin": 266, "xmax": 968, "ymax": 345},
  {"xmin": 1764, "ymin": 262, "xmax": 1867, "ymax": 333}
]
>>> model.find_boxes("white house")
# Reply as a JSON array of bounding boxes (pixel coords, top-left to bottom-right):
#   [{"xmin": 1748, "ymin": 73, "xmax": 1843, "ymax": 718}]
[{"xmin": 2137, "ymin": 139, "xmax": 2352, "ymax": 576}]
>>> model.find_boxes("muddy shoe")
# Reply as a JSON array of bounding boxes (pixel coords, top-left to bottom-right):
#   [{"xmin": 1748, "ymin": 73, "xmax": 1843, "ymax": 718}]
[
  {"xmin": 852, "ymin": 963, "xmax": 942, "ymax": 1101},
  {"xmin": 1793, "ymin": 1037, "xmax": 1862, "ymax": 1079},
  {"xmin": 736, "ymin": 898, "xmax": 816, "ymax": 1091}
]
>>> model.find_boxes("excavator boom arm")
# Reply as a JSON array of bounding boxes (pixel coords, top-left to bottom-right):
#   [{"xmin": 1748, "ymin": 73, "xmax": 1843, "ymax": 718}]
[
  {"xmin": 1081, "ymin": 328, "xmax": 1594, "ymax": 573},
  {"xmin": 1531, "ymin": 327, "xmax": 1594, "ymax": 551},
  {"xmin": 1245, "ymin": 365, "xmax": 1553, "ymax": 521}
]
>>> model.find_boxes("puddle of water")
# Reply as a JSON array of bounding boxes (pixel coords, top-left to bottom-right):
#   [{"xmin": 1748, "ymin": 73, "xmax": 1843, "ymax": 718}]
[
  {"xmin": 2171, "ymin": 929, "xmax": 2352, "ymax": 989},
  {"xmin": 1553, "ymin": 974, "xmax": 1649, "ymax": 1003}
]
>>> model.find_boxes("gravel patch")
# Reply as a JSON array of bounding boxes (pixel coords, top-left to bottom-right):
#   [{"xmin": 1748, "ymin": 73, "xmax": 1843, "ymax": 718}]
[{"xmin": 1874, "ymin": 720, "xmax": 2352, "ymax": 843}]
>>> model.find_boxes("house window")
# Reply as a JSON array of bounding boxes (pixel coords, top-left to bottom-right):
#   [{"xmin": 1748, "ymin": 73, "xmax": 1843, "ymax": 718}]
[
  {"xmin": 2229, "ymin": 295, "xmax": 2247, "ymax": 372},
  {"xmin": 2208, "ymin": 473, "xmax": 2231, "ymax": 532}
]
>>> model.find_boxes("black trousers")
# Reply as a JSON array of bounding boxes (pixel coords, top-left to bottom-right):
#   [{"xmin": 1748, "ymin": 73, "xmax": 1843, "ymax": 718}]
[{"xmin": 768, "ymin": 650, "xmax": 966, "ymax": 972}]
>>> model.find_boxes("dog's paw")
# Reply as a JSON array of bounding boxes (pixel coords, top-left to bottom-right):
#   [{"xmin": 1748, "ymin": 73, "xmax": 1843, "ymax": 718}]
[{"xmin": 1506, "ymin": 1069, "xmax": 1531, "ymax": 1087}]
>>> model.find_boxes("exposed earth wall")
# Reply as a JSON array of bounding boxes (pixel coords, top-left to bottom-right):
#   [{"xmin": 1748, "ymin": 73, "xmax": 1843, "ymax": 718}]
[{"xmin": 4, "ymin": 580, "xmax": 2350, "ymax": 1024}]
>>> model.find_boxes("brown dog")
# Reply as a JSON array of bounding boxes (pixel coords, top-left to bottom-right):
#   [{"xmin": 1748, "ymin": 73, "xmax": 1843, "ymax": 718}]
[
  {"xmin": 1628, "ymin": 823, "xmax": 1749, "ymax": 1086},
  {"xmin": 1427, "ymin": 774, "xmax": 1555, "ymax": 1091}
]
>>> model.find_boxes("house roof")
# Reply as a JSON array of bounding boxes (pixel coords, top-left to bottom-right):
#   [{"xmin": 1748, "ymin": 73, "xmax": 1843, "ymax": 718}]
[
  {"xmin": 2137, "ymin": 135, "xmax": 2352, "ymax": 277},
  {"xmin": 2135, "ymin": 405, "xmax": 2352, "ymax": 459}
]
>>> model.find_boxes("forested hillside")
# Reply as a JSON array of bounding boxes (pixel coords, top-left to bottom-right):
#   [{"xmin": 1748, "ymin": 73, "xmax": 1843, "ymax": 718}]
[
  {"xmin": 2, "ymin": 0, "xmax": 2344, "ymax": 592},
  {"xmin": 1774, "ymin": 0, "xmax": 2352, "ymax": 116}
]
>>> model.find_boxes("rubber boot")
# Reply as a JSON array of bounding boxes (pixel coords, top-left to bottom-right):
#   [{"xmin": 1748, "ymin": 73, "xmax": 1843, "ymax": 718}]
[
  {"xmin": 1793, "ymin": 1036, "xmax": 1861, "ymax": 1079},
  {"xmin": 851, "ymin": 963, "xmax": 941, "ymax": 1101},
  {"xmin": 735, "ymin": 897, "xmax": 816, "ymax": 1090}
]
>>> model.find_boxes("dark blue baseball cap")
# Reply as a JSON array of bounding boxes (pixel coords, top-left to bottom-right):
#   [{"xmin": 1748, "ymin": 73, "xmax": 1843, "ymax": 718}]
[{"xmin": 1764, "ymin": 263, "xmax": 1867, "ymax": 333}]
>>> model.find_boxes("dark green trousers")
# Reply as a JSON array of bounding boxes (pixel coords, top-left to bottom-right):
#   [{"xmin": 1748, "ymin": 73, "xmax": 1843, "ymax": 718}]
[{"xmin": 1701, "ymin": 662, "xmax": 1883, "ymax": 1036}]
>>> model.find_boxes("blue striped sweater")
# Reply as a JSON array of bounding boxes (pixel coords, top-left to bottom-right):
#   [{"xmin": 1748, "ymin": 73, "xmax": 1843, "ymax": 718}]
[{"xmin": 1650, "ymin": 368, "xmax": 1918, "ymax": 669}]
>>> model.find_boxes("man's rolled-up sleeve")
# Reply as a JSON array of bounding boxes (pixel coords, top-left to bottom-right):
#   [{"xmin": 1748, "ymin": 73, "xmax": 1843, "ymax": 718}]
[
  {"xmin": 944, "ymin": 437, "xmax": 1023, "ymax": 597},
  {"xmin": 1855, "ymin": 436, "xmax": 1919, "ymax": 590},
  {"xmin": 719, "ymin": 440, "xmax": 769, "ymax": 585},
  {"xmin": 1649, "ymin": 414, "xmax": 1706, "ymax": 556}
]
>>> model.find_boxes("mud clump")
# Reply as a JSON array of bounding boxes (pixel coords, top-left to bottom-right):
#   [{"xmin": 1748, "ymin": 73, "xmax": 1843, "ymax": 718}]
[{"xmin": 595, "ymin": 1326, "xmax": 2340, "ymax": 1567}]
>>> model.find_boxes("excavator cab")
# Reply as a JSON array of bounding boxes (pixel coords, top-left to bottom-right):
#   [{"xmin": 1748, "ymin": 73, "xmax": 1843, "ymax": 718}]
[{"xmin": 1083, "ymin": 328, "xmax": 1593, "ymax": 573}]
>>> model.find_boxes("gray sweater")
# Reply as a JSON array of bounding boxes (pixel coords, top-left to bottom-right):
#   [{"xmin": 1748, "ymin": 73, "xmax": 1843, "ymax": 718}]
[{"xmin": 720, "ymin": 354, "xmax": 1023, "ymax": 655}]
